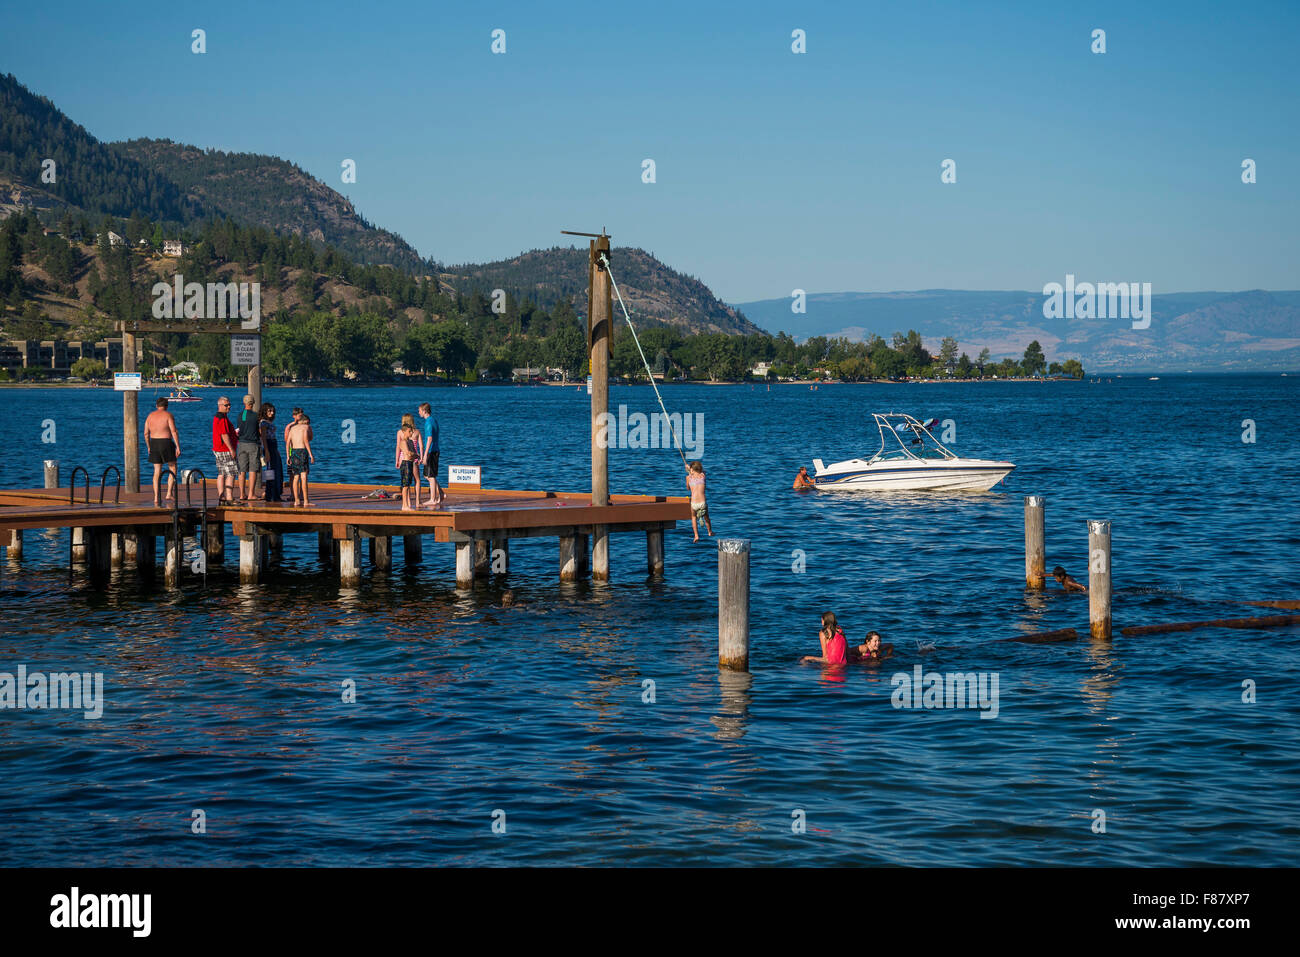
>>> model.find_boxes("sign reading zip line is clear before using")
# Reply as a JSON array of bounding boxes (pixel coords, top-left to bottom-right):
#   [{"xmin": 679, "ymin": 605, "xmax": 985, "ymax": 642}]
[{"xmin": 231, "ymin": 335, "xmax": 260, "ymax": 366}]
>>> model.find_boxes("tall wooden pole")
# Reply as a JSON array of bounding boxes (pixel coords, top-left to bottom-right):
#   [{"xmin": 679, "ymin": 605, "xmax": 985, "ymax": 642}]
[
  {"xmin": 123, "ymin": 331, "xmax": 139, "ymax": 493},
  {"xmin": 247, "ymin": 347, "xmax": 262, "ymax": 410},
  {"xmin": 718, "ymin": 539, "xmax": 751, "ymax": 670},
  {"xmin": 1024, "ymin": 495, "xmax": 1045, "ymax": 589},
  {"xmin": 1088, "ymin": 520, "xmax": 1112, "ymax": 639},
  {"xmin": 589, "ymin": 234, "xmax": 612, "ymax": 581}
]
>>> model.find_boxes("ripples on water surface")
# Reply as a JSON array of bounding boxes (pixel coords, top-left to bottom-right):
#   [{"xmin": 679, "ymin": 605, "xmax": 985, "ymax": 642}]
[{"xmin": 0, "ymin": 376, "xmax": 1297, "ymax": 865}]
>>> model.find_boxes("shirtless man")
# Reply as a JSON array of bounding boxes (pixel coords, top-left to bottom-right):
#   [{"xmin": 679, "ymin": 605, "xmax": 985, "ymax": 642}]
[
  {"xmin": 792, "ymin": 466, "xmax": 816, "ymax": 490},
  {"xmin": 144, "ymin": 396, "xmax": 180, "ymax": 507},
  {"xmin": 285, "ymin": 414, "xmax": 315, "ymax": 507},
  {"xmin": 1052, "ymin": 566, "xmax": 1087, "ymax": 593}
]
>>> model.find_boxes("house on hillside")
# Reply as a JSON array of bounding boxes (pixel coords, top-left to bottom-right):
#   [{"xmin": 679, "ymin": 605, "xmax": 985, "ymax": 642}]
[
  {"xmin": 163, "ymin": 239, "xmax": 186, "ymax": 257},
  {"xmin": 751, "ymin": 361, "xmax": 772, "ymax": 378},
  {"xmin": 107, "ymin": 231, "xmax": 125, "ymax": 247}
]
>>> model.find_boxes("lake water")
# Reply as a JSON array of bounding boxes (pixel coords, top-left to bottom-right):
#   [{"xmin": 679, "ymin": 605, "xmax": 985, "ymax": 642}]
[{"xmin": 0, "ymin": 375, "xmax": 1297, "ymax": 866}]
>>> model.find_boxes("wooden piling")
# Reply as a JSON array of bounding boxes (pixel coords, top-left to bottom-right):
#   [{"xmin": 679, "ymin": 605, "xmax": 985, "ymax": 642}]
[
  {"xmin": 592, "ymin": 525, "xmax": 610, "ymax": 582},
  {"xmin": 239, "ymin": 533, "xmax": 264, "ymax": 584},
  {"xmin": 576, "ymin": 533, "xmax": 589, "ymax": 577},
  {"xmin": 5, "ymin": 529, "xmax": 21, "ymax": 561},
  {"xmin": 164, "ymin": 531, "xmax": 181, "ymax": 589},
  {"xmin": 559, "ymin": 535, "xmax": 580, "ymax": 582},
  {"xmin": 44, "ymin": 459, "xmax": 59, "ymax": 490},
  {"xmin": 124, "ymin": 531, "xmax": 137, "ymax": 566},
  {"xmin": 71, "ymin": 527, "xmax": 87, "ymax": 565},
  {"xmin": 318, "ymin": 529, "xmax": 332, "ymax": 564},
  {"xmin": 646, "ymin": 528, "xmax": 664, "ymax": 577},
  {"xmin": 110, "ymin": 532, "xmax": 124, "ymax": 567},
  {"xmin": 205, "ymin": 522, "xmax": 224, "ymax": 563},
  {"xmin": 87, "ymin": 529, "xmax": 112, "ymax": 587},
  {"xmin": 370, "ymin": 535, "xmax": 392, "ymax": 572},
  {"xmin": 473, "ymin": 538, "xmax": 490, "ymax": 578},
  {"xmin": 589, "ymin": 234, "xmax": 612, "ymax": 583},
  {"xmin": 455, "ymin": 541, "xmax": 473, "ymax": 588},
  {"xmin": 136, "ymin": 532, "xmax": 156, "ymax": 580},
  {"xmin": 1024, "ymin": 495, "xmax": 1045, "ymax": 589},
  {"xmin": 403, "ymin": 534, "xmax": 422, "ymax": 564},
  {"xmin": 1088, "ymin": 519, "xmax": 1112, "ymax": 638},
  {"xmin": 718, "ymin": 539, "xmax": 751, "ymax": 671},
  {"xmin": 339, "ymin": 530, "xmax": 361, "ymax": 587}
]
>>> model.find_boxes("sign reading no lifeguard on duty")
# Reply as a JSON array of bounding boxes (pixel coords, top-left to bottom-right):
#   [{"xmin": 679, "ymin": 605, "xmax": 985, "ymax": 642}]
[{"xmin": 448, "ymin": 465, "xmax": 481, "ymax": 486}]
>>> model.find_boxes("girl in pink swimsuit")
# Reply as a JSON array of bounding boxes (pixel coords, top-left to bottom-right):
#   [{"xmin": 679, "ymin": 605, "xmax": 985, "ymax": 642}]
[{"xmin": 801, "ymin": 612, "xmax": 849, "ymax": 665}]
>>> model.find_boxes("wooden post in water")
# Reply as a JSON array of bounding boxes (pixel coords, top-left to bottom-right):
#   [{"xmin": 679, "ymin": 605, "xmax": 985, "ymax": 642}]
[
  {"xmin": 370, "ymin": 536, "xmax": 392, "ymax": 572},
  {"xmin": 1024, "ymin": 495, "xmax": 1045, "ymax": 589},
  {"xmin": 318, "ymin": 529, "xmax": 332, "ymax": 564},
  {"xmin": 110, "ymin": 532, "xmax": 123, "ymax": 567},
  {"xmin": 576, "ymin": 533, "xmax": 589, "ymax": 577},
  {"xmin": 71, "ymin": 527, "xmax": 87, "ymax": 565},
  {"xmin": 44, "ymin": 459, "xmax": 59, "ymax": 490},
  {"xmin": 473, "ymin": 538, "xmax": 490, "ymax": 578},
  {"xmin": 403, "ymin": 533, "xmax": 422, "ymax": 565},
  {"xmin": 718, "ymin": 539, "xmax": 751, "ymax": 671},
  {"xmin": 559, "ymin": 535, "xmax": 580, "ymax": 582},
  {"xmin": 6, "ymin": 529, "xmax": 21, "ymax": 561},
  {"xmin": 589, "ymin": 233, "xmax": 612, "ymax": 582},
  {"xmin": 1088, "ymin": 519, "xmax": 1112, "ymax": 639},
  {"xmin": 164, "ymin": 530, "xmax": 181, "ymax": 589},
  {"xmin": 136, "ymin": 530, "xmax": 156, "ymax": 581},
  {"xmin": 646, "ymin": 529, "xmax": 664, "ymax": 577},
  {"xmin": 123, "ymin": 332, "xmax": 140, "ymax": 494},
  {"xmin": 455, "ymin": 541, "xmax": 474, "ymax": 588},
  {"xmin": 205, "ymin": 520, "xmax": 224, "ymax": 564},
  {"xmin": 239, "ymin": 532, "xmax": 265, "ymax": 585},
  {"xmin": 338, "ymin": 529, "xmax": 361, "ymax": 587},
  {"xmin": 87, "ymin": 529, "xmax": 112, "ymax": 587}
]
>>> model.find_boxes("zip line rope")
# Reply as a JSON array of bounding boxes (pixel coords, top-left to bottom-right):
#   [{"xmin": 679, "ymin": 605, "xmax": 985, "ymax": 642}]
[{"xmin": 599, "ymin": 253, "xmax": 688, "ymax": 468}]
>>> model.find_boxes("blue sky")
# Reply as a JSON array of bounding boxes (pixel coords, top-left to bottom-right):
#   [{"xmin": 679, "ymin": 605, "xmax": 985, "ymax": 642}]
[{"xmin": 3, "ymin": 0, "xmax": 1297, "ymax": 301}]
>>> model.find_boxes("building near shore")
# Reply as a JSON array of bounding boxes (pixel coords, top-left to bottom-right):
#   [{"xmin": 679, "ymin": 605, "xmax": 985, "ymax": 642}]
[{"xmin": 0, "ymin": 339, "xmax": 127, "ymax": 376}]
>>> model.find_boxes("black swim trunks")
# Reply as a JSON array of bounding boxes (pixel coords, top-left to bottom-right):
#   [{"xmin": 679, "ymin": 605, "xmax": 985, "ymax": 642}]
[
  {"xmin": 148, "ymin": 437, "xmax": 177, "ymax": 464},
  {"xmin": 423, "ymin": 451, "xmax": 440, "ymax": 479},
  {"xmin": 288, "ymin": 449, "xmax": 310, "ymax": 476},
  {"xmin": 399, "ymin": 460, "xmax": 415, "ymax": 488}
]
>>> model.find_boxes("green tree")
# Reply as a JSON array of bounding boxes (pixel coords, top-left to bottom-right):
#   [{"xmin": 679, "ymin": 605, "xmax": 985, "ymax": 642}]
[
  {"xmin": 939, "ymin": 337, "xmax": 959, "ymax": 374},
  {"xmin": 70, "ymin": 357, "xmax": 107, "ymax": 380},
  {"xmin": 977, "ymin": 347, "xmax": 991, "ymax": 377},
  {"xmin": 1061, "ymin": 358, "xmax": 1085, "ymax": 379},
  {"xmin": 1022, "ymin": 340, "xmax": 1046, "ymax": 377}
]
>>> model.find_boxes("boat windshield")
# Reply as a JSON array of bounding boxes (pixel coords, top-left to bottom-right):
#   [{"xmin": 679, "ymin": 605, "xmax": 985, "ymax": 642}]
[{"xmin": 867, "ymin": 413, "xmax": 958, "ymax": 463}]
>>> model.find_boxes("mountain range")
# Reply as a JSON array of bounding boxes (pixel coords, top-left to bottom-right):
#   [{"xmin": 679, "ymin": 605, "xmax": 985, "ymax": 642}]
[{"xmin": 733, "ymin": 290, "xmax": 1300, "ymax": 371}]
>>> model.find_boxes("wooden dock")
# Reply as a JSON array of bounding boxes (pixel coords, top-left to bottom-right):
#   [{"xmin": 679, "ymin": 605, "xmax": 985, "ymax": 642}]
[{"xmin": 0, "ymin": 480, "xmax": 690, "ymax": 588}]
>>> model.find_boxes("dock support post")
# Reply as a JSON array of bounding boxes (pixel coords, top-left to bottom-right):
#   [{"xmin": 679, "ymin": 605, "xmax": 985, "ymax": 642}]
[
  {"xmin": 1025, "ymin": 495, "xmax": 1045, "ymax": 590},
  {"xmin": 455, "ymin": 541, "xmax": 474, "ymax": 588},
  {"xmin": 88, "ymin": 529, "xmax": 112, "ymax": 587},
  {"xmin": 592, "ymin": 526, "xmax": 609, "ymax": 582},
  {"xmin": 576, "ymin": 533, "xmax": 589, "ymax": 577},
  {"xmin": 5, "ymin": 529, "xmax": 21, "ymax": 562},
  {"xmin": 44, "ymin": 459, "xmax": 59, "ymax": 490},
  {"xmin": 124, "ymin": 532, "xmax": 137, "ymax": 566},
  {"xmin": 403, "ymin": 534, "xmax": 422, "ymax": 565},
  {"xmin": 370, "ymin": 536, "xmax": 392, "ymax": 572},
  {"xmin": 490, "ymin": 537, "xmax": 509, "ymax": 575},
  {"xmin": 164, "ymin": 531, "xmax": 181, "ymax": 589},
  {"xmin": 137, "ymin": 533, "xmax": 156, "ymax": 581},
  {"xmin": 205, "ymin": 522, "xmax": 224, "ymax": 564},
  {"xmin": 318, "ymin": 529, "xmax": 332, "ymax": 564},
  {"xmin": 718, "ymin": 539, "xmax": 751, "ymax": 671},
  {"xmin": 71, "ymin": 527, "xmax": 87, "ymax": 565},
  {"xmin": 560, "ymin": 535, "xmax": 580, "ymax": 582},
  {"xmin": 1088, "ymin": 520, "xmax": 1112, "ymax": 639},
  {"xmin": 240, "ymin": 532, "xmax": 267, "ymax": 584},
  {"xmin": 267, "ymin": 530, "xmax": 283, "ymax": 558},
  {"xmin": 473, "ymin": 539, "xmax": 490, "ymax": 578},
  {"xmin": 646, "ymin": 529, "xmax": 664, "ymax": 577},
  {"xmin": 339, "ymin": 530, "xmax": 361, "ymax": 587},
  {"xmin": 110, "ymin": 532, "xmax": 124, "ymax": 568}
]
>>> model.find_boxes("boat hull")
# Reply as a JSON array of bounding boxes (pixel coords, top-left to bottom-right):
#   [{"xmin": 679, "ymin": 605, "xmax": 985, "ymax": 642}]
[{"xmin": 813, "ymin": 459, "xmax": 1015, "ymax": 492}]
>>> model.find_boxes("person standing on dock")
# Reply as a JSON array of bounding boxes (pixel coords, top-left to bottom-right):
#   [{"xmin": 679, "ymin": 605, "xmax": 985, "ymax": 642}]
[
  {"xmin": 418, "ymin": 402, "xmax": 444, "ymax": 508},
  {"xmin": 144, "ymin": 396, "xmax": 180, "ymax": 507},
  {"xmin": 395, "ymin": 413, "xmax": 424, "ymax": 511},
  {"xmin": 286, "ymin": 414, "xmax": 315, "ymax": 507},
  {"xmin": 235, "ymin": 394, "xmax": 262, "ymax": 502},
  {"xmin": 211, "ymin": 397, "xmax": 239, "ymax": 504},
  {"xmin": 259, "ymin": 403, "xmax": 284, "ymax": 503}
]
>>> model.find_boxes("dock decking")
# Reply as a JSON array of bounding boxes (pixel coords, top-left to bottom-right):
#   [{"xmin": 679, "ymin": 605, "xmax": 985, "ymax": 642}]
[{"xmin": 0, "ymin": 481, "xmax": 690, "ymax": 587}]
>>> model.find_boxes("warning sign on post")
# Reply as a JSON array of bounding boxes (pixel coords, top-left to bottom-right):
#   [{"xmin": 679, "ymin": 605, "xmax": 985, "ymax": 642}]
[
  {"xmin": 447, "ymin": 465, "xmax": 481, "ymax": 487},
  {"xmin": 114, "ymin": 372, "xmax": 142, "ymax": 391},
  {"xmin": 231, "ymin": 335, "xmax": 260, "ymax": 366}
]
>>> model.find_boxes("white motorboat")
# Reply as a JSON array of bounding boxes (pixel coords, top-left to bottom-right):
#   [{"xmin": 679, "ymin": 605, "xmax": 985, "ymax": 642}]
[{"xmin": 811, "ymin": 413, "xmax": 1015, "ymax": 492}]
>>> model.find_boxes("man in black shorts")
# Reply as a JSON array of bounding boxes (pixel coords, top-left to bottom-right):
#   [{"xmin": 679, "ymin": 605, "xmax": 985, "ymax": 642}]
[{"xmin": 143, "ymin": 397, "xmax": 181, "ymax": 507}]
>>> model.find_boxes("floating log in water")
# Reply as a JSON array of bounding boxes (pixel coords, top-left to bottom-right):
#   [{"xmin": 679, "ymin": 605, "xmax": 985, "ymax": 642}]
[
  {"xmin": 1121, "ymin": 614, "xmax": 1300, "ymax": 637},
  {"xmin": 1234, "ymin": 599, "xmax": 1300, "ymax": 610},
  {"xmin": 1007, "ymin": 628, "xmax": 1078, "ymax": 644}
]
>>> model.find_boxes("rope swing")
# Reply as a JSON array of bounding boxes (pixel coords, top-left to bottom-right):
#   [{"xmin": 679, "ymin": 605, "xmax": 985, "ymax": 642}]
[{"xmin": 599, "ymin": 253, "xmax": 688, "ymax": 468}]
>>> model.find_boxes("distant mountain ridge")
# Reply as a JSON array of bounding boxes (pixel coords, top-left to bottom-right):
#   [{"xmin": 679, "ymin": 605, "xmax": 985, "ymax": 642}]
[
  {"xmin": 734, "ymin": 289, "xmax": 1300, "ymax": 371},
  {"xmin": 0, "ymin": 72, "xmax": 756, "ymax": 338}
]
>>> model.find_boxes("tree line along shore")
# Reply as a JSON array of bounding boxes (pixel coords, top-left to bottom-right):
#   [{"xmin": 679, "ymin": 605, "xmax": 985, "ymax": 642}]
[{"xmin": 0, "ymin": 211, "xmax": 1086, "ymax": 385}]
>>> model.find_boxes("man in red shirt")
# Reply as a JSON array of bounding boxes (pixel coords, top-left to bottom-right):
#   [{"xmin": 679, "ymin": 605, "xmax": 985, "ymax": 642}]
[{"xmin": 211, "ymin": 396, "xmax": 240, "ymax": 504}]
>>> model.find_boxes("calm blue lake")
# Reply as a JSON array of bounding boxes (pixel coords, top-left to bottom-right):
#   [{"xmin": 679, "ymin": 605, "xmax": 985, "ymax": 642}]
[{"xmin": 0, "ymin": 375, "xmax": 1297, "ymax": 866}]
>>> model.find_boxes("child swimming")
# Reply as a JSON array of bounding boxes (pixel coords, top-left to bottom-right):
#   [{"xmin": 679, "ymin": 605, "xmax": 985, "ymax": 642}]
[
  {"xmin": 800, "ymin": 611, "xmax": 849, "ymax": 665},
  {"xmin": 1053, "ymin": 565, "xmax": 1087, "ymax": 593},
  {"xmin": 853, "ymin": 631, "xmax": 894, "ymax": 662}
]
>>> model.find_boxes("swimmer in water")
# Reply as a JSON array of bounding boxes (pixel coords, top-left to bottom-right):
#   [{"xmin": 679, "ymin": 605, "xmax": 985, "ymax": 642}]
[
  {"xmin": 501, "ymin": 590, "xmax": 516, "ymax": 607},
  {"xmin": 853, "ymin": 631, "xmax": 894, "ymax": 662},
  {"xmin": 800, "ymin": 611, "xmax": 848, "ymax": 665},
  {"xmin": 1052, "ymin": 565, "xmax": 1087, "ymax": 593},
  {"xmin": 792, "ymin": 466, "xmax": 817, "ymax": 491}
]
